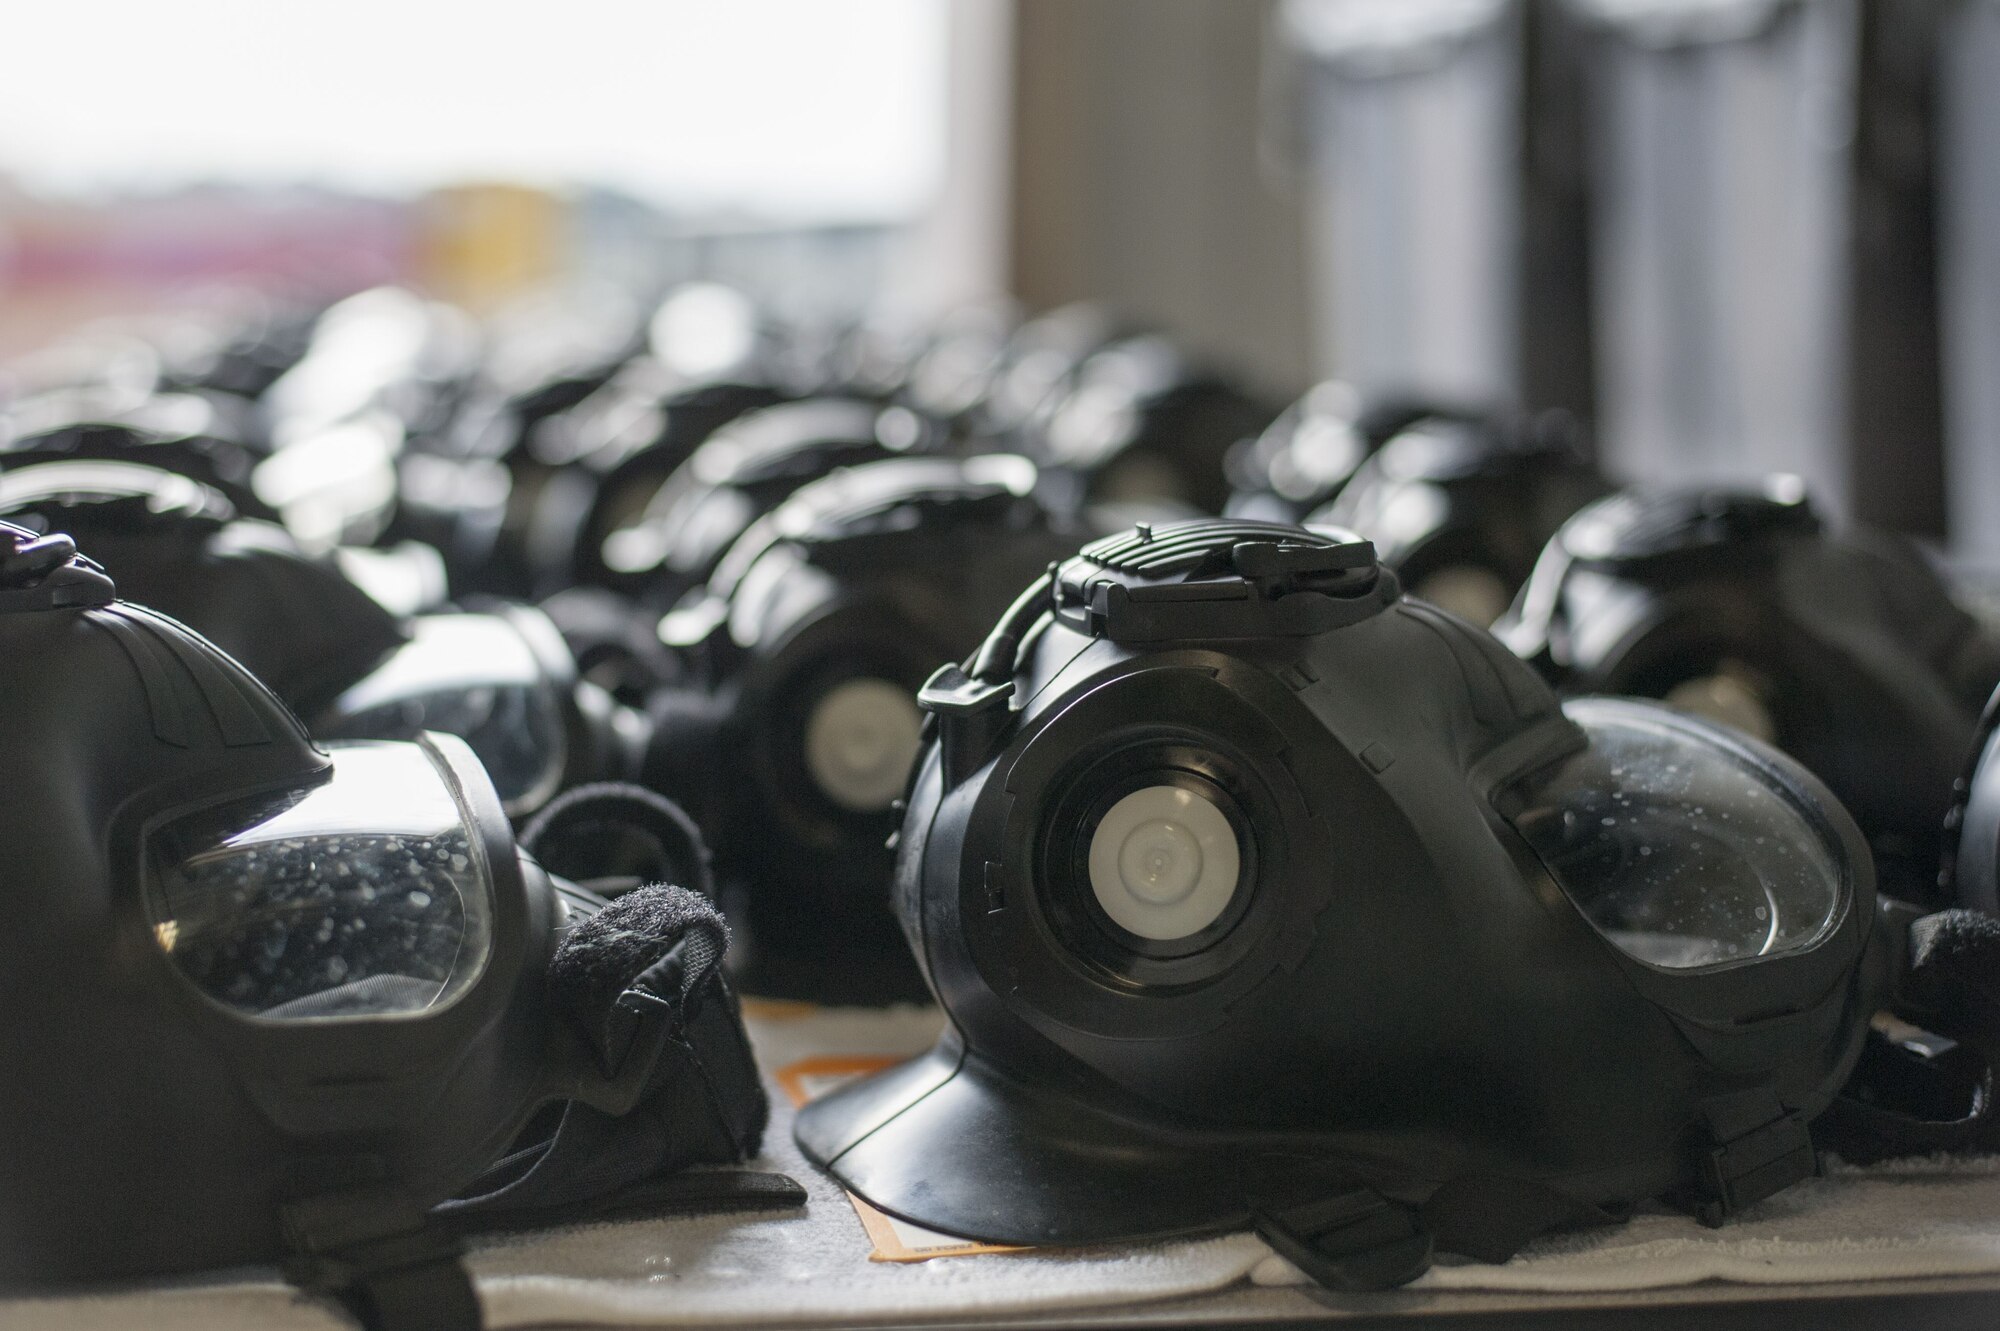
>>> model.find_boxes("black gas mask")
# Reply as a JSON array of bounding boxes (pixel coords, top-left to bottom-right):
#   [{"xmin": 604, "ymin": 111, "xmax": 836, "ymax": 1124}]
[
  {"xmin": 1496, "ymin": 482, "xmax": 2000, "ymax": 902},
  {"xmin": 642, "ymin": 455, "xmax": 1089, "ymax": 1002},
  {"xmin": 535, "ymin": 401, "xmax": 926, "ymax": 717},
  {"xmin": 1225, "ymin": 385, "xmax": 1480, "ymax": 524},
  {"xmin": 1029, "ymin": 335, "xmax": 1276, "ymax": 517},
  {"xmin": 797, "ymin": 518, "xmax": 1881, "ymax": 1290},
  {"xmin": 593, "ymin": 397, "xmax": 942, "ymax": 604},
  {"xmin": 4, "ymin": 417, "xmax": 273, "ymax": 520},
  {"xmin": 313, "ymin": 599, "xmax": 650, "ymax": 820},
  {"xmin": 0, "ymin": 458, "xmax": 420, "ymax": 714},
  {"xmin": 0, "ymin": 459, "xmax": 641, "ymax": 819},
  {"xmin": 0, "ymin": 521, "xmax": 784, "ymax": 1329},
  {"xmin": 522, "ymin": 284, "xmax": 808, "ymax": 593},
  {"xmin": 390, "ymin": 289, "xmax": 648, "ymax": 598},
  {"xmin": 1318, "ymin": 409, "xmax": 1608, "ymax": 626}
]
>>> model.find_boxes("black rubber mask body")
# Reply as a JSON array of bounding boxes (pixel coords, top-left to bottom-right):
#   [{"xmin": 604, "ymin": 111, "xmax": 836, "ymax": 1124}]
[
  {"xmin": 1318, "ymin": 412, "xmax": 1608, "ymax": 627},
  {"xmin": 644, "ymin": 456, "xmax": 1085, "ymax": 1003},
  {"xmin": 594, "ymin": 397, "xmax": 933, "ymax": 604},
  {"xmin": 0, "ymin": 522, "xmax": 776, "ymax": 1323},
  {"xmin": 798, "ymin": 518, "xmax": 1878, "ymax": 1290}
]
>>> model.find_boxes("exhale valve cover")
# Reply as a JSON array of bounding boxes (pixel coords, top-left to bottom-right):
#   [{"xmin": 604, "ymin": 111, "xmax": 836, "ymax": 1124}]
[{"xmin": 798, "ymin": 518, "xmax": 1881, "ymax": 1289}]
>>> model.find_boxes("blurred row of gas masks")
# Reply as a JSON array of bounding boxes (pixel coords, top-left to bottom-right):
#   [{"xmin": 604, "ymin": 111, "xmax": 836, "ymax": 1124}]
[
  {"xmin": 6, "ymin": 279, "xmax": 2000, "ymax": 999},
  {"xmin": 13, "ymin": 278, "xmax": 2000, "ymax": 1310},
  {"xmin": 0, "ymin": 284, "xmax": 1273, "ymax": 998}
]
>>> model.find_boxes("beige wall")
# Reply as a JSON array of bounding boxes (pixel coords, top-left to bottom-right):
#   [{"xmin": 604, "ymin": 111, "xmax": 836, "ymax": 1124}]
[{"xmin": 1009, "ymin": 0, "xmax": 1315, "ymax": 397}]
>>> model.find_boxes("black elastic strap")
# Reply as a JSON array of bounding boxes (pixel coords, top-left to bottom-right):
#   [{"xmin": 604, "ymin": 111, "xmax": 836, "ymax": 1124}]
[
  {"xmin": 520, "ymin": 782, "xmax": 714, "ymax": 899},
  {"xmin": 283, "ymin": 1217, "xmax": 480, "ymax": 1331},
  {"xmin": 1253, "ymin": 1175, "xmax": 1623, "ymax": 1291},
  {"xmin": 336, "ymin": 1253, "xmax": 480, "ymax": 1331}
]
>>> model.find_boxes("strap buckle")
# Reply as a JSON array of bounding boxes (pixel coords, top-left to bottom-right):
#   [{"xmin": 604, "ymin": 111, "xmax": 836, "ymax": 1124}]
[
  {"xmin": 281, "ymin": 1187, "xmax": 481, "ymax": 1331},
  {"xmin": 1693, "ymin": 1093, "xmax": 1818, "ymax": 1227},
  {"xmin": 1252, "ymin": 1189, "xmax": 1433, "ymax": 1291}
]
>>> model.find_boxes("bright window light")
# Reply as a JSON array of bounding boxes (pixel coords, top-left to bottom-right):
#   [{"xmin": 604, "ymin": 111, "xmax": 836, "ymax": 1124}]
[{"xmin": 0, "ymin": 0, "xmax": 946, "ymax": 220}]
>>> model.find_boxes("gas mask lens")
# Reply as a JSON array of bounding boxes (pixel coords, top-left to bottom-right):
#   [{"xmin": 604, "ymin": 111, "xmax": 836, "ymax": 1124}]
[
  {"xmin": 1087, "ymin": 784, "xmax": 1241, "ymax": 940},
  {"xmin": 1501, "ymin": 699, "xmax": 1843, "ymax": 970},
  {"xmin": 320, "ymin": 614, "xmax": 568, "ymax": 814},
  {"xmin": 144, "ymin": 740, "xmax": 494, "ymax": 1020}
]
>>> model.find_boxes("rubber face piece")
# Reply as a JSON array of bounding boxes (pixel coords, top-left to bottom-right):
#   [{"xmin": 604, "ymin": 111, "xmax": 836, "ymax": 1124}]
[
  {"xmin": 803, "ymin": 677, "xmax": 926, "ymax": 814},
  {"xmin": 1086, "ymin": 783, "xmax": 1242, "ymax": 940}
]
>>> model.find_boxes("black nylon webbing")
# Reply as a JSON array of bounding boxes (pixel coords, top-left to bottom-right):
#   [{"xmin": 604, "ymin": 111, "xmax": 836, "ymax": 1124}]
[{"xmin": 336, "ymin": 1254, "xmax": 480, "ymax": 1331}]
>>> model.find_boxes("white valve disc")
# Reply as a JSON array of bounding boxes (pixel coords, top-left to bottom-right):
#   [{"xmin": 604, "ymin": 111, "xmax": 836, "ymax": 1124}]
[{"xmin": 1087, "ymin": 784, "xmax": 1241, "ymax": 941}]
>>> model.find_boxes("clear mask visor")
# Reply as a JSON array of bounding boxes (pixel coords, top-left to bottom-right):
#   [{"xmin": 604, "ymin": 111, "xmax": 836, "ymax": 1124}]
[
  {"xmin": 319, "ymin": 613, "xmax": 568, "ymax": 813},
  {"xmin": 1499, "ymin": 698, "xmax": 1845, "ymax": 970},
  {"xmin": 144, "ymin": 740, "xmax": 495, "ymax": 1020}
]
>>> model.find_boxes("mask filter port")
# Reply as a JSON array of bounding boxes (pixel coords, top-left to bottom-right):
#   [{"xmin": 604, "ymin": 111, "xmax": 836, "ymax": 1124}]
[
  {"xmin": 1087, "ymin": 784, "xmax": 1241, "ymax": 940},
  {"xmin": 1039, "ymin": 748, "xmax": 1263, "ymax": 990}
]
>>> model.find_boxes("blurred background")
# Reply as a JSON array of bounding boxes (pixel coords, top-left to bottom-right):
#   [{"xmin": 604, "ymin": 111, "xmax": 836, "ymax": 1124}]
[{"xmin": 1, "ymin": 0, "xmax": 1992, "ymax": 559}]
